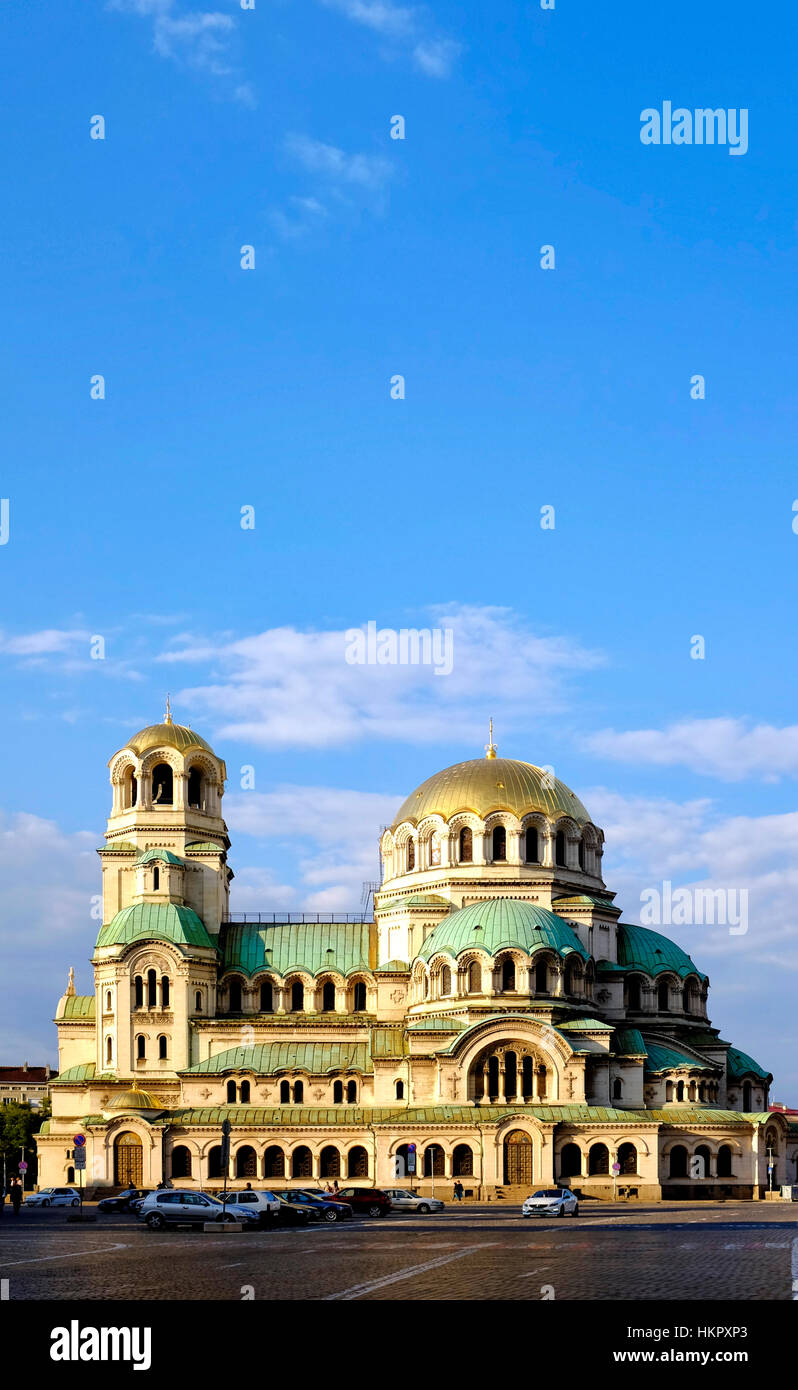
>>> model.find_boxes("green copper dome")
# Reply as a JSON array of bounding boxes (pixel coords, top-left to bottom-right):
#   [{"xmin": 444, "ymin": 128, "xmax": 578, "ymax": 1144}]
[
  {"xmin": 616, "ymin": 923, "xmax": 706, "ymax": 980},
  {"xmin": 95, "ymin": 902, "xmax": 215, "ymax": 951},
  {"xmin": 417, "ymin": 898, "xmax": 589, "ymax": 963}
]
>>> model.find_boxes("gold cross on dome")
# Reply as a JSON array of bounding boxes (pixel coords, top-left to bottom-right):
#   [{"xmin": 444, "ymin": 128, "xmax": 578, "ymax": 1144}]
[{"xmin": 485, "ymin": 716, "xmax": 497, "ymax": 759}]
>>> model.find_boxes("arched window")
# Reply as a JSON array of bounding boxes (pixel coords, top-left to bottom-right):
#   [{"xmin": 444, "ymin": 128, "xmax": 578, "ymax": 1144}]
[
  {"xmin": 555, "ymin": 830, "xmax": 566, "ymax": 867},
  {"xmin": 440, "ymin": 965, "xmax": 451, "ymax": 996},
  {"xmin": 453, "ymin": 1144, "xmax": 474, "ymax": 1177},
  {"xmin": 577, "ymin": 839, "xmax": 585, "ymax": 870},
  {"xmin": 693, "ymin": 1144, "xmax": 711, "ymax": 1179},
  {"xmin": 742, "ymin": 1080, "xmax": 752, "ymax": 1111},
  {"xmin": 353, "ymin": 981, "xmax": 367, "ymax": 1012},
  {"xmin": 67, "ymin": 1166, "xmax": 75, "ymax": 1184},
  {"xmin": 525, "ymin": 826, "xmax": 539, "ymax": 862},
  {"xmin": 626, "ymin": 977, "xmax": 642, "ymax": 1011},
  {"xmin": 467, "ymin": 960, "xmax": 481, "ymax": 994},
  {"xmin": 676, "ymin": 1080, "xmax": 685, "ymax": 1101},
  {"xmin": 320, "ymin": 1146, "xmax": 340, "ymax": 1178},
  {"xmin": 348, "ymin": 1145, "xmax": 369, "ymax": 1178},
  {"xmin": 291, "ymin": 981, "xmax": 304, "ymax": 1012},
  {"xmin": 106, "ymin": 1035, "xmax": 113, "ymax": 1063},
  {"xmin": 612, "ymin": 1077, "xmax": 623, "ymax": 1100},
  {"xmin": 333, "ymin": 1080, "xmax": 343, "ymax": 1103},
  {"xmin": 264, "ymin": 1146, "xmax": 285, "ymax": 1178},
  {"xmin": 134, "ymin": 975, "xmax": 143, "ymax": 1008},
  {"xmin": 158, "ymin": 1035, "xmax": 167, "ymax": 1060},
  {"xmin": 423, "ymin": 1144, "xmax": 444, "ymax": 1177},
  {"xmin": 194, "ymin": 990, "xmax": 202, "ymax": 1012},
  {"xmin": 228, "ymin": 979, "xmax": 242, "ymax": 1012},
  {"xmin": 152, "ymin": 866, "xmax": 160, "ymax": 891},
  {"xmin": 717, "ymin": 1144, "xmax": 733, "ymax": 1178},
  {"xmin": 665, "ymin": 1080, "xmax": 674, "ymax": 1101},
  {"xmin": 136, "ymin": 1034, "xmax": 145, "ymax": 1060},
  {"xmin": 226, "ymin": 1080, "xmax": 237, "ymax": 1103},
  {"xmin": 458, "ymin": 827, "xmax": 473, "ymax": 863},
  {"xmin": 669, "ymin": 1145, "xmax": 688, "ymax": 1178},
  {"xmin": 105, "ymin": 990, "xmax": 112, "ymax": 1012},
  {"xmin": 395, "ymin": 1079, "xmax": 404, "ymax": 1100},
  {"xmin": 207, "ymin": 1145, "xmax": 224, "ymax": 1179},
  {"xmin": 588, "ymin": 1143, "xmax": 609, "ymax": 1175},
  {"xmin": 406, "ymin": 839, "xmax": 415, "ymax": 871},
  {"xmin": 171, "ymin": 1145, "xmax": 192, "ymax": 1179},
  {"xmin": 293, "ymin": 1080, "xmax": 304, "ymax": 1103},
  {"xmin": 560, "ymin": 1143, "xmax": 581, "ymax": 1178},
  {"xmin": 235, "ymin": 1145, "xmax": 257, "ymax": 1178},
  {"xmin": 161, "ymin": 976, "xmax": 170, "ymax": 1008},
  {"xmin": 346, "ymin": 1080, "xmax": 357, "ymax": 1103},
  {"xmin": 492, "ymin": 825, "xmax": 507, "ymax": 861},
  {"xmin": 260, "ymin": 981, "xmax": 273, "ymax": 1012},
  {"xmin": 618, "ymin": 1142, "xmax": 637, "ymax": 1175},
  {"xmin": 682, "ymin": 983, "xmax": 691, "ymax": 1012},
  {"xmin": 291, "ymin": 1146, "xmax": 312, "ymax": 1179},
  {"xmin": 534, "ymin": 958, "xmax": 548, "ymax": 993},
  {"xmin": 279, "ymin": 1080, "xmax": 290, "ymax": 1103},
  {"xmin": 322, "ymin": 980, "xmax": 336, "ymax": 1012},
  {"xmin": 147, "ymin": 969, "xmax": 157, "ymax": 1007},
  {"xmin": 240, "ymin": 1080, "xmax": 250, "ymax": 1103},
  {"xmin": 501, "ymin": 957, "xmax": 515, "ymax": 991},
  {"xmin": 151, "ymin": 762, "xmax": 173, "ymax": 806},
  {"xmin": 657, "ymin": 980, "xmax": 670, "ymax": 1012},
  {"xmin": 187, "ymin": 766, "xmax": 203, "ymax": 809}
]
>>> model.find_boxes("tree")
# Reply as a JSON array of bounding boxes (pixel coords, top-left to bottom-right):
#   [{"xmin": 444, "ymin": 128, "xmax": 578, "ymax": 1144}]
[{"xmin": 0, "ymin": 1102, "xmax": 46, "ymax": 1188}]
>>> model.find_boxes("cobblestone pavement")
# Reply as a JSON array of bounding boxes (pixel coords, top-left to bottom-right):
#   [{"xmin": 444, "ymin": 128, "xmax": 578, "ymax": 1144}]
[{"xmin": 2, "ymin": 1202, "xmax": 797, "ymax": 1301}]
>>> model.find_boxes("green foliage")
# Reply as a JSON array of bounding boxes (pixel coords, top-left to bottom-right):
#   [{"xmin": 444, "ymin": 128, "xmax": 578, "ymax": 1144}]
[{"xmin": 0, "ymin": 1102, "xmax": 43, "ymax": 1175}]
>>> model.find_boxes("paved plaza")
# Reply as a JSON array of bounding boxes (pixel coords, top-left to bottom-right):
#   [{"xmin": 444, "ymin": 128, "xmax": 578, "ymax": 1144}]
[{"xmin": 2, "ymin": 1201, "xmax": 796, "ymax": 1302}]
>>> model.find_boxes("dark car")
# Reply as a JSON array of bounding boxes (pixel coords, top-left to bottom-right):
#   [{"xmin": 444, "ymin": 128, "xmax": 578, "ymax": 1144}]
[
  {"xmin": 97, "ymin": 1188, "xmax": 152, "ymax": 1214},
  {"xmin": 282, "ymin": 1188, "xmax": 354, "ymax": 1223},
  {"xmin": 327, "ymin": 1187, "xmax": 392, "ymax": 1218},
  {"xmin": 274, "ymin": 1196, "xmax": 313, "ymax": 1226}
]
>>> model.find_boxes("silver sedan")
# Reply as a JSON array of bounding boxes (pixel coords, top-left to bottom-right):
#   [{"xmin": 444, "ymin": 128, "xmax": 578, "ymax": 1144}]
[{"xmin": 383, "ymin": 1189, "xmax": 445, "ymax": 1214}]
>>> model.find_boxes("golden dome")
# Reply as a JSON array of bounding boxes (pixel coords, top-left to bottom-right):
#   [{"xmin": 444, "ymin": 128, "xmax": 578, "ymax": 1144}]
[
  {"xmin": 108, "ymin": 1086, "xmax": 165, "ymax": 1112},
  {"xmin": 125, "ymin": 722, "xmax": 213, "ymax": 756},
  {"xmin": 391, "ymin": 757, "xmax": 592, "ymax": 829}
]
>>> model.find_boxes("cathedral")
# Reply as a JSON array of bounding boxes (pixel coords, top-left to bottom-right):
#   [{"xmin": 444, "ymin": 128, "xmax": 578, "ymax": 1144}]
[{"xmin": 38, "ymin": 711, "xmax": 796, "ymax": 1200}]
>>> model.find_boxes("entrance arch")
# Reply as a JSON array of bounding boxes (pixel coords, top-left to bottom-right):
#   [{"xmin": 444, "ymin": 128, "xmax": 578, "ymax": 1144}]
[
  {"xmin": 114, "ymin": 1131, "xmax": 143, "ymax": 1187},
  {"xmin": 503, "ymin": 1129, "xmax": 533, "ymax": 1186}
]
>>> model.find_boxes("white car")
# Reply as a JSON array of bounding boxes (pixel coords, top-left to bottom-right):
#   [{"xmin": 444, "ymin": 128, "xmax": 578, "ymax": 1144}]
[
  {"xmin": 26, "ymin": 1187, "xmax": 81, "ymax": 1208},
  {"xmin": 522, "ymin": 1188, "xmax": 579, "ymax": 1218},
  {"xmin": 383, "ymin": 1189, "xmax": 445, "ymax": 1214},
  {"xmin": 138, "ymin": 1189, "xmax": 259, "ymax": 1230},
  {"xmin": 220, "ymin": 1190, "xmax": 281, "ymax": 1224}
]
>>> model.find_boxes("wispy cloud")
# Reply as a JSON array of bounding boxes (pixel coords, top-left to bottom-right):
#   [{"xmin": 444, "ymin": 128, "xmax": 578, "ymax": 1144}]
[
  {"xmin": 108, "ymin": 0, "xmax": 254, "ymax": 102},
  {"xmin": 587, "ymin": 717, "xmax": 798, "ymax": 781},
  {"xmin": 271, "ymin": 135, "xmax": 395, "ymax": 237},
  {"xmin": 318, "ymin": 0, "xmax": 461, "ymax": 77}
]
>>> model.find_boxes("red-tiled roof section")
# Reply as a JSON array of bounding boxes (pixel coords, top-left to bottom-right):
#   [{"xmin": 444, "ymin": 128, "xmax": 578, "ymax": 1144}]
[{"xmin": 0, "ymin": 1066, "xmax": 53, "ymax": 1085}]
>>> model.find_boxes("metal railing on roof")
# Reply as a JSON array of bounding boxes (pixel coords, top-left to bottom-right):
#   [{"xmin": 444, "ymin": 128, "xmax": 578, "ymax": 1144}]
[{"xmin": 222, "ymin": 912, "xmax": 367, "ymax": 924}]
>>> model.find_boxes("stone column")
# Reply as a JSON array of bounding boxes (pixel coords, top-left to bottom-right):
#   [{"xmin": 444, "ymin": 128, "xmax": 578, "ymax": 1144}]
[
  {"xmin": 508, "ymin": 829, "xmax": 523, "ymax": 864},
  {"xmin": 542, "ymin": 829, "xmax": 554, "ymax": 867},
  {"xmin": 473, "ymin": 829, "xmax": 486, "ymax": 864}
]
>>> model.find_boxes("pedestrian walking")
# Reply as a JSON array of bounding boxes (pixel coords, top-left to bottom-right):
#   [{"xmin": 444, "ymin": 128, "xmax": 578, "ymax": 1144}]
[
  {"xmin": 10, "ymin": 1178, "xmax": 23, "ymax": 1215},
  {"xmin": 453, "ymin": 1180, "xmax": 464, "ymax": 1202}
]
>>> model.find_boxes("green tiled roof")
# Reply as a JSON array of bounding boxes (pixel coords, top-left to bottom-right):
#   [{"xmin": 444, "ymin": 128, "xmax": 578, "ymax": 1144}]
[
  {"xmin": 613, "ymin": 1028, "xmax": 646, "ymax": 1056},
  {"xmin": 51, "ymin": 1063, "xmax": 115, "ymax": 1085},
  {"xmin": 375, "ymin": 960, "xmax": 410, "ymax": 973},
  {"xmin": 418, "ymin": 898, "xmax": 589, "ymax": 964},
  {"xmin": 553, "ymin": 894, "xmax": 621, "ymax": 913},
  {"xmin": 727, "ymin": 1047, "xmax": 771, "ymax": 1081},
  {"xmin": 98, "ymin": 840, "xmax": 136, "ymax": 854},
  {"xmin": 185, "ymin": 841, "xmax": 225, "ymax": 853},
  {"xmin": 60, "ymin": 995, "xmax": 96, "ymax": 1020},
  {"xmin": 95, "ymin": 903, "xmax": 215, "ymax": 951},
  {"xmin": 616, "ymin": 923, "xmax": 706, "ymax": 981},
  {"xmin": 378, "ymin": 894, "xmax": 451, "ymax": 912},
  {"xmin": 119, "ymin": 1103, "xmax": 769, "ymax": 1129},
  {"xmin": 220, "ymin": 921, "xmax": 372, "ymax": 979},
  {"xmin": 406, "ymin": 1015, "xmax": 468, "ymax": 1032},
  {"xmin": 369, "ymin": 1028, "xmax": 408, "ymax": 1059},
  {"xmin": 643, "ymin": 1040, "xmax": 715, "ymax": 1073},
  {"xmin": 183, "ymin": 1043, "xmax": 370, "ymax": 1076},
  {"xmin": 557, "ymin": 1018, "xmax": 615, "ymax": 1032},
  {"xmin": 135, "ymin": 849, "xmax": 185, "ymax": 866}
]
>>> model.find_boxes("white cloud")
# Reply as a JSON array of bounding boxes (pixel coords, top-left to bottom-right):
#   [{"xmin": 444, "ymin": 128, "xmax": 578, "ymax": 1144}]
[
  {"xmin": 0, "ymin": 628, "xmax": 89, "ymax": 657},
  {"xmin": 108, "ymin": 0, "xmax": 252, "ymax": 99},
  {"xmin": 317, "ymin": 0, "xmax": 460, "ymax": 77},
  {"xmin": 320, "ymin": 0, "xmax": 417, "ymax": 39},
  {"xmin": 413, "ymin": 37, "xmax": 460, "ymax": 77},
  {"xmin": 587, "ymin": 717, "xmax": 798, "ymax": 781},
  {"xmin": 158, "ymin": 605, "xmax": 602, "ymax": 749}
]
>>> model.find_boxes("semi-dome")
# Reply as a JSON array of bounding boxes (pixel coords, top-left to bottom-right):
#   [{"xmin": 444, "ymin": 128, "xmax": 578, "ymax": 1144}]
[
  {"xmin": 616, "ymin": 923, "xmax": 706, "ymax": 980},
  {"xmin": 95, "ymin": 902, "xmax": 215, "ymax": 951},
  {"xmin": 417, "ymin": 897, "xmax": 589, "ymax": 962},
  {"xmin": 108, "ymin": 1086, "xmax": 166, "ymax": 1113},
  {"xmin": 392, "ymin": 757, "xmax": 592, "ymax": 829}
]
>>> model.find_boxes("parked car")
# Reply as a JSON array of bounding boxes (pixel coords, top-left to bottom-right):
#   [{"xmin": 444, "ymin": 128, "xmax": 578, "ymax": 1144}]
[
  {"xmin": 98, "ymin": 1188, "xmax": 152, "ymax": 1214},
  {"xmin": 281, "ymin": 1188, "xmax": 354, "ymax": 1222},
  {"xmin": 25, "ymin": 1187, "xmax": 81, "ymax": 1208},
  {"xmin": 521, "ymin": 1188, "xmax": 579, "ymax": 1218},
  {"xmin": 273, "ymin": 1195, "xmax": 313, "ymax": 1226},
  {"xmin": 220, "ymin": 1190, "xmax": 281, "ymax": 1226},
  {"xmin": 383, "ymin": 1189, "xmax": 445, "ymax": 1214},
  {"xmin": 325, "ymin": 1186, "xmax": 392, "ymax": 1217},
  {"xmin": 138, "ymin": 1189, "xmax": 260, "ymax": 1230}
]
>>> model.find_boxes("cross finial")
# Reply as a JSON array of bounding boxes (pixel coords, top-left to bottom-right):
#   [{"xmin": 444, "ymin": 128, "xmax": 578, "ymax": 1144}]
[
  {"xmin": 164, "ymin": 693, "xmax": 173, "ymax": 725},
  {"xmin": 66, "ymin": 966, "xmax": 75, "ymax": 997},
  {"xmin": 485, "ymin": 716, "xmax": 497, "ymax": 759}
]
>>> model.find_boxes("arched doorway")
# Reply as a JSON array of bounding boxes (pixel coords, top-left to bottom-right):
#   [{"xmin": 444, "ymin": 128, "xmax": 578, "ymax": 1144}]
[
  {"xmin": 114, "ymin": 1131, "xmax": 143, "ymax": 1187},
  {"xmin": 503, "ymin": 1129, "xmax": 533, "ymax": 1186}
]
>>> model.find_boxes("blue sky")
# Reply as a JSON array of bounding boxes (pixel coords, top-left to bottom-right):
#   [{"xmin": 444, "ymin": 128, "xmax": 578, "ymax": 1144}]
[{"xmin": 2, "ymin": 1, "xmax": 798, "ymax": 1096}]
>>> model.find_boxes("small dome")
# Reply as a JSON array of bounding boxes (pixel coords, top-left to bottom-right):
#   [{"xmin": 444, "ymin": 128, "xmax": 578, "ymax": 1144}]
[
  {"xmin": 108, "ymin": 1086, "xmax": 165, "ymax": 1113},
  {"xmin": 417, "ymin": 897, "xmax": 589, "ymax": 963},
  {"xmin": 95, "ymin": 902, "xmax": 215, "ymax": 951},
  {"xmin": 392, "ymin": 757, "xmax": 592, "ymax": 829},
  {"xmin": 125, "ymin": 722, "xmax": 213, "ymax": 755},
  {"xmin": 616, "ymin": 923, "xmax": 706, "ymax": 981},
  {"xmin": 134, "ymin": 848, "xmax": 185, "ymax": 866}
]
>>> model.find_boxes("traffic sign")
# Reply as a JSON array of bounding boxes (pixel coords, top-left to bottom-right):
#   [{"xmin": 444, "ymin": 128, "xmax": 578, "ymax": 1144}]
[
  {"xmin": 611, "ymin": 1162, "xmax": 621, "ymax": 1173},
  {"xmin": 73, "ymin": 1135, "xmax": 86, "ymax": 1147},
  {"xmin": 18, "ymin": 1161, "xmax": 28, "ymax": 1173},
  {"xmin": 74, "ymin": 1151, "xmax": 87, "ymax": 1170}
]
